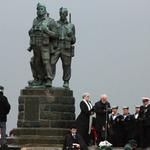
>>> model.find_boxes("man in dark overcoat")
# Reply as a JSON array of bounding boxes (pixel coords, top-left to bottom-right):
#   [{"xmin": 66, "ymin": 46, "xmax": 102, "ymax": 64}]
[
  {"xmin": 94, "ymin": 94, "xmax": 111, "ymax": 145},
  {"xmin": 0, "ymin": 86, "xmax": 11, "ymax": 149}
]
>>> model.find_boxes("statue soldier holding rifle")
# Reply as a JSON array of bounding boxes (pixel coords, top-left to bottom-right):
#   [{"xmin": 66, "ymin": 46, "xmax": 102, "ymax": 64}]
[
  {"xmin": 51, "ymin": 7, "xmax": 76, "ymax": 88},
  {"xmin": 28, "ymin": 3, "xmax": 57, "ymax": 87}
]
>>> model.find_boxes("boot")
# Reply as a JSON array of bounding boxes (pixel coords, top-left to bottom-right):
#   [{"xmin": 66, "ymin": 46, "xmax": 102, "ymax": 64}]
[
  {"xmin": 45, "ymin": 79, "xmax": 52, "ymax": 87},
  {"xmin": 63, "ymin": 81, "xmax": 69, "ymax": 89}
]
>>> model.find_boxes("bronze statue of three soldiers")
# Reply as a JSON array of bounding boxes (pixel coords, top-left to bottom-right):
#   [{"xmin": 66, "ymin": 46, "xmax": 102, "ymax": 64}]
[{"xmin": 28, "ymin": 3, "xmax": 76, "ymax": 89}]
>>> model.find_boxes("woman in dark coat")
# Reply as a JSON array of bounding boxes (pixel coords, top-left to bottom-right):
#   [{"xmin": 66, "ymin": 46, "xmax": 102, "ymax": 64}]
[{"xmin": 76, "ymin": 93, "xmax": 94, "ymax": 145}]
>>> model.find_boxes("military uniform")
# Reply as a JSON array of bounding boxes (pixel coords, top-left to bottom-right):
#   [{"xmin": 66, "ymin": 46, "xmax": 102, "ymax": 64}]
[
  {"xmin": 109, "ymin": 113, "xmax": 124, "ymax": 147},
  {"xmin": 122, "ymin": 113, "xmax": 135, "ymax": 145},
  {"xmin": 139, "ymin": 104, "xmax": 150, "ymax": 147},
  {"xmin": 28, "ymin": 5, "xmax": 57, "ymax": 86},
  {"xmin": 133, "ymin": 109, "xmax": 143, "ymax": 147},
  {"xmin": 51, "ymin": 8, "xmax": 76, "ymax": 88}
]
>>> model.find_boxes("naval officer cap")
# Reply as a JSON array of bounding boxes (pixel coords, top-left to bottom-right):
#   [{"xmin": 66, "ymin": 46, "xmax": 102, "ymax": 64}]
[
  {"xmin": 142, "ymin": 97, "xmax": 149, "ymax": 102},
  {"xmin": 112, "ymin": 106, "xmax": 118, "ymax": 109},
  {"xmin": 123, "ymin": 106, "xmax": 129, "ymax": 109},
  {"xmin": 135, "ymin": 105, "xmax": 140, "ymax": 108}
]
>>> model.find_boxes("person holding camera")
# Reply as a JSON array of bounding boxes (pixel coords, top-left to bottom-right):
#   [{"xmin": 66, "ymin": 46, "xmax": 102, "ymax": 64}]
[{"xmin": 94, "ymin": 94, "xmax": 111, "ymax": 146}]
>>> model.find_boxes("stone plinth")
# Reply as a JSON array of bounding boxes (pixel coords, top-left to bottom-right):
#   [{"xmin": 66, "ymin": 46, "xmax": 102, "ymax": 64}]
[{"xmin": 9, "ymin": 87, "xmax": 75, "ymax": 146}]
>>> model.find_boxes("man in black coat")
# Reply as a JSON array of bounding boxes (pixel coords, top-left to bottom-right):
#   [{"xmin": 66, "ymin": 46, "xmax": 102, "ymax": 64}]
[
  {"xmin": 139, "ymin": 97, "xmax": 150, "ymax": 148},
  {"xmin": 94, "ymin": 94, "xmax": 111, "ymax": 146},
  {"xmin": 109, "ymin": 106, "xmax": 124, "ymax": 147},
  {"xmin": 63, "ymin": 126, "xmax": 88, "ymax": 150},
  {"xmin": 76, "ymin": 93, "xmax": 94, "ymax": 145},
  {"xmin": 0, "ymin": 86, "xmax": 11, "ymax": 149}
]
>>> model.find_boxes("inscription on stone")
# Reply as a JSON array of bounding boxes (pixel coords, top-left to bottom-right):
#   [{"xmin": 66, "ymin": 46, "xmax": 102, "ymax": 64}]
[{"xmin": 25, "ymin": 98, "xmax": 39, "ymax": 121}]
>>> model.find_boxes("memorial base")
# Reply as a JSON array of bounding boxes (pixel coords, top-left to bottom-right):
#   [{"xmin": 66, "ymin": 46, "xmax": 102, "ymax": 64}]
[{"xmin": 9, "ymin": 87, "xmax": 75, "ymax": 146}]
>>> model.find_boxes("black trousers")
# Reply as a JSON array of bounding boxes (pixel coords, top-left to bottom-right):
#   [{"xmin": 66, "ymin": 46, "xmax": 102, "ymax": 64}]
[
  {"xmin": 96, "ymin": 125, "xmax": 106, "ymax": 145},
  {"xmin": 110, "ymin": 129, "xmax": 123, "ymax": 147},
  {"xmin": 143, "ymin": 126, "xmax": 150, "ymax": 147},
  {"xmin": 77, "ymin": 126, "xmax": 89, "ymax": 145}
]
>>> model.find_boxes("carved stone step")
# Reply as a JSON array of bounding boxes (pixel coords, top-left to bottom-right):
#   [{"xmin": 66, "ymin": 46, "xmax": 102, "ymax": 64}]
[
  {"xmin": 8, "ymin": 135, "xmax": 64, "ymax": 145},
  {"xmin": 18, "ymin": 111, "xmax": 75, "ymax": 120},
  {"xmin": 18, "ymin": 103, "xmax": 75, "ymax": 113},
  {"xmin": 11, "ymin": 128, "xmax": 69, "ymax": 136},
  {"xmin": 17, "ymin": 120, "xmax": 75, "ymax": 128}
]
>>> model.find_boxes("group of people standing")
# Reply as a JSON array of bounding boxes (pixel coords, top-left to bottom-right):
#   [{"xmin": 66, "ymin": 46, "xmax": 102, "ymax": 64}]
[
  {"xmin": 75, "ymin": 93, "xmax": 150, "ymax": 148},
  {"xmin": 28, "ymin": 3, "xmax": 76, "ymax": 89}
]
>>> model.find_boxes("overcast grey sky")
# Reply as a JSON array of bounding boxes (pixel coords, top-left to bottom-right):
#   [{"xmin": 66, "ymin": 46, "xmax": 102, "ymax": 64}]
[{"xmin": 0, "ymin": 0, "xmax": 150, "ymax": 133}]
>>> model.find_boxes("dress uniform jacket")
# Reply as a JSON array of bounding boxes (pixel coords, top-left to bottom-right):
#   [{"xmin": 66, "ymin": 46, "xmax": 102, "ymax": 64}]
[
  {"xmin": 133, "ymin": 112, "xmax": 143, "ymax": 147},
  {"xmin": 109, "ymin": 113, "xmax": 124, "ymax": 147},
  {"xmin": 122, "ymin": 113, "xmax": 135, "ymax": 145},
  {"xmin": 139, "ymin": 104, "xmax": 150, "ymax": 147}
]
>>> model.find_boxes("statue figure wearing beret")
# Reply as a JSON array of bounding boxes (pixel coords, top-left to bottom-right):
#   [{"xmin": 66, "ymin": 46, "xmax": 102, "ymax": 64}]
[{"xmin": 28, "ymin": 3, "xmax": 57, "ymax": 87}]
